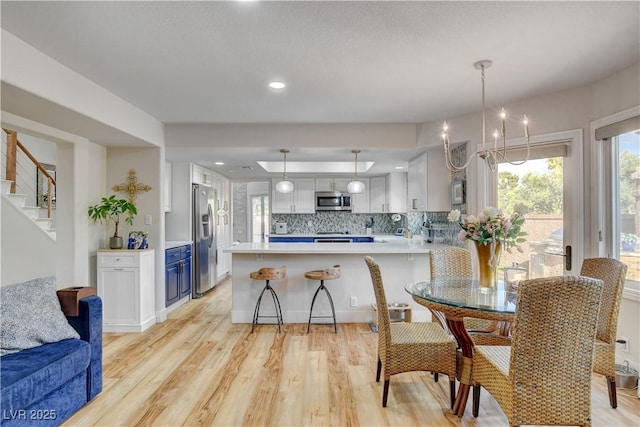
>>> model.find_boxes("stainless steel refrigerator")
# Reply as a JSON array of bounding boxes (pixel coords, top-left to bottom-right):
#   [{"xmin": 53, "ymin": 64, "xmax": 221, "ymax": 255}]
[{"xmin": 192, "ymin": 183, "xmax": 217, "ymax": 298}]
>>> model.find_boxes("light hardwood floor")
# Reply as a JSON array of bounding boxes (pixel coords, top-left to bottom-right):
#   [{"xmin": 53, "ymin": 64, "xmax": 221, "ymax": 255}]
[{"xmin": 65, "ymin": 278, "xmax": 640, "ymax": 426}]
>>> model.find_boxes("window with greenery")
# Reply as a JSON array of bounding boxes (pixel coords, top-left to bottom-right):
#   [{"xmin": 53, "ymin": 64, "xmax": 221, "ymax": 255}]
[{"xmin": 614, "ymin": 131, "xmax": 639, "ymax": 284}]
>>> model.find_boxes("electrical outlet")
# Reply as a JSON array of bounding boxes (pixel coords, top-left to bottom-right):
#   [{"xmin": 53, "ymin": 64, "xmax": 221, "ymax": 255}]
[
  {"xmin": 619, "ymin": 337, "xmax": 629, "ymax": 353},
  {"xmin": 350, "ymin": 296, "xmax": 357, "ymax": 307}
]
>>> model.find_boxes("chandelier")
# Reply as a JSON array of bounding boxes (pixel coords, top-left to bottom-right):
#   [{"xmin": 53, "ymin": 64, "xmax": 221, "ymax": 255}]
[
  {"xmin": 275, "ymin": 149, "xmax": 294, "ymax": 194},
  {"xmin": 442, "ymin": 60, "xmax": 530, "ymax": 172}
]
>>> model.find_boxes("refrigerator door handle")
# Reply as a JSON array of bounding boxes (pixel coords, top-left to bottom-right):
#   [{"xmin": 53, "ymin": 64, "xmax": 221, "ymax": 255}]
[{"xmin": 208, "ymin": 204, "xmax": 214, "ymax": 248}]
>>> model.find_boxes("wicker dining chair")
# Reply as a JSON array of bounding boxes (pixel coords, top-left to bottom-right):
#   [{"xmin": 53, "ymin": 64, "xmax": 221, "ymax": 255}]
[
  {"xmin": 429, "ymin": 247, "xmax": 509, "ymax": 345},
  {"xmin": 364, "ymin": 256, "xmax": 457, "ymax": 408},
  {"xmin": 580, "ymin": 257, "xmax": 628, "ymax": 409},
  {"xmin": 471, "ymin": 275, "xmax": 603, "ymax": 427}
]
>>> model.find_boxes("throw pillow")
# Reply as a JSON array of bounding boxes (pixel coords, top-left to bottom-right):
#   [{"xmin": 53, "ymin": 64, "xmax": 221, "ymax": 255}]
[{"xmin": 0, "ymin": 276, "xmax": 80, "ymax": 356}]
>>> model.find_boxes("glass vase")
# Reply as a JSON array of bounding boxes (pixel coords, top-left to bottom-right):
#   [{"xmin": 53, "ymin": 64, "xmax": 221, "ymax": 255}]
[{"xmin": 475, "ymin": 241, "xmax": 501, "ymax": 288}]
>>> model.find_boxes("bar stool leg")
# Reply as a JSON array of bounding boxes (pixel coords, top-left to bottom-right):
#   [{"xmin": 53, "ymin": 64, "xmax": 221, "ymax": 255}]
[
  {"xmin": 307, "ymin": 280, "xmax": 337, "ymax": 334},
  {"xmin": 266, "ymin": 282, "xmax": 283, "ymax": 333},
  {"xmin": 252, "ymin": 280, "xmax": 284, "ymax": 333},
  {"xmin": 252, "ymin": 281, "xmax": 269, "ymax": 333},
  {"xmin": 322, "ymin": 283, "xmax": 337, "ymax": 333},
  {"xmin": 307, "ymin": 281, "xmax": 324, "ymax": 333}
]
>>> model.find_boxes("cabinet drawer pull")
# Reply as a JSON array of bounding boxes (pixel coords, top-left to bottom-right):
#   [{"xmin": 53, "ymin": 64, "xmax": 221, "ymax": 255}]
[{"xmin": 113, "ymin": 268, "xmax": 124, "ymax": 271}]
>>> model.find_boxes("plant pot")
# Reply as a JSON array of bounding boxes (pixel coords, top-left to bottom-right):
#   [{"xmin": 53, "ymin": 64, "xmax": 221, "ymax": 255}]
[
  {"xmin": 109, "ymin": 236, "xmax": 123, "ymax": 249},
  {"xmin": 622, "ymin": 241, "xmax": 636, "ymax": 252}
]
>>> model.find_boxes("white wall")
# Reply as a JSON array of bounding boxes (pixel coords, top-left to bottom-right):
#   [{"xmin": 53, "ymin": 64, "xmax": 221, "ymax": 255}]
[
  {"xmin": 0, "ymin": 199, "xmax": 56, "ymax": 285},
  {"xmin": 164, "ymin": 161, "xmax": 193, "ymax": 241},
  {"xmin": 1, "ymin": 30, "xmax": 164, "ymax": 148},
  {"xmin": 106, "ymin": 147, "xmax": 165, "ymax": 319}
]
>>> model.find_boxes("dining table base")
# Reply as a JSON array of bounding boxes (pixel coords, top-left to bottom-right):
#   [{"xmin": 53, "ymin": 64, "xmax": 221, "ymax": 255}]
[{"xmin": 447, "ymin": 317, "xmax": 475, "ymax": 417}]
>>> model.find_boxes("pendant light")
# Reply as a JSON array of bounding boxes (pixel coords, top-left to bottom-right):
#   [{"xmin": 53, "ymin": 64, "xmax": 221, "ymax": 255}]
[
  {"xmin": 275, "ymin": 149, "xmax": 294, "ymax": 193},
  {"xmin": 346, "ymin": 149, "xmax": 365, "ymax": 194}
]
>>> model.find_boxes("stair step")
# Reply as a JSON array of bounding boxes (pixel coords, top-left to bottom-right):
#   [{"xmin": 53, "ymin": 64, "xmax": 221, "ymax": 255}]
[
  {"xmin": 21, "ymin": 206, "xmax": 41, "ymax": 219},
  {"xmin": 6, "ymin": 193, "xmax": 27, "ymax": 208},
  {"xmin": 1, "ymin": 180, "xmax": 12, "ymax": 195},
  {"xmin": 35, "ymin": 218, "xmax": 55, "ymax": 231}
]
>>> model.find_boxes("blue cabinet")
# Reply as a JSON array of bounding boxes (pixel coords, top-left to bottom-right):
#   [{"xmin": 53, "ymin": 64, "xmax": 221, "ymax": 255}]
[
  {"xmin": 268, "ymin": 236, "xmax": 374, "ymax": 243},
  {"xmin": 352, "ymin": 236, "xmax": 374, "ymax": 243},
  {"xmin": 165, "ymin": 245, "xmax": 192, "ymax": 307},
  {"xmin": 269, "ymin": 236, "xmax": 315, "ymax": 243}
]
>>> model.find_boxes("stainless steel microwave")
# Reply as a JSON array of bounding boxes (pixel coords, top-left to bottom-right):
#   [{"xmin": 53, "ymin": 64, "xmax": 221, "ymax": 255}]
[{"xmin": 315, "ymin": 191, "xmax": 352, "ymax": 211}]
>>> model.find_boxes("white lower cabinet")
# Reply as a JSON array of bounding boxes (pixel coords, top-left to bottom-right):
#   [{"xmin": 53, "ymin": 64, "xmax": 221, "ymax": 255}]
[{"xmin": 97, "ymin": 249, "xmax": 156, "ymax": 332}]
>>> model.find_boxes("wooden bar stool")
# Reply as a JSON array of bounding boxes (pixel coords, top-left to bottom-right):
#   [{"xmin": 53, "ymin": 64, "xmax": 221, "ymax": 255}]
[
  {"xmin": 305, "ymin": 265, "xmax": 341, "ymax": 333},
  {"xmin": 250, "ymin": 266, "xmax": 286, "ymax": 333}
]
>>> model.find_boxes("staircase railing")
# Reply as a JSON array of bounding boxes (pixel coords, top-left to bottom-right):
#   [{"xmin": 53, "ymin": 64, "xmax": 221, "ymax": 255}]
[{"xmin": 3, "ymin": 128, "xmax": 56, "ymax": 219}]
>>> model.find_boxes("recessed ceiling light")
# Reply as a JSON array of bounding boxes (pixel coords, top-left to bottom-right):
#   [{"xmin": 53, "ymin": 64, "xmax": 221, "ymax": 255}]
[
  {"xmin": 394, "ymin": 166, "xmax": 404, "ymax": 169},
  {"xmin": 268, "ymin": 81, "xmax": 286, "ymax": 89},
  {"xmin": 214, "ymin": 162, "xmax": 224, "ymax": 165}
]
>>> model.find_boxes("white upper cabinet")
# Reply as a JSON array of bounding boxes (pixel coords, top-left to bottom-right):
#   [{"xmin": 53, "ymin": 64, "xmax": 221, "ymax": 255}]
[
  {"xmin": 386, "ymin": 172, "xmax": 407, "ymax": 213},
  {"xmin": 272, "ymin": 178, "xmax": 316, "ymax": 213},
  {"xmin": 369, "ymin": 176, "xmax": 387, "ymax": 213},
  {"xmin": 426, "ymin": 149, "xmax": 450, "ymax": 212},
  {"xmin": 408, "ymin": 153, "xmax": 428, "ymax": 211},
  {"xmin": 192, "ymin": 164, "xmax": 213, "ymax": 187},
  {"xmin": 316, "ymin": 177, "xmax": 351, "ymax": 192},
  {"xmin": 408, "ymin": 150, "xmax": 450, "ymax": 212},
  {"xmin": 350, "ymin": 178, "xmax": 370, "ymax": 213}
]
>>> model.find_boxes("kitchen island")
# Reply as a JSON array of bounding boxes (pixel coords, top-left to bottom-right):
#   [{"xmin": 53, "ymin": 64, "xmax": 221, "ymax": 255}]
[{"xmin": 225, "ymin": 236, "xmax": 452, "ymax": 324}]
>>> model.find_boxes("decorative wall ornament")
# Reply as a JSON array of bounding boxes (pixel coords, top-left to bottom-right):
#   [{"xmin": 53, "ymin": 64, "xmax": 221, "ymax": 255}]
[{"xmin": 112, "ymin": 169, "xmax": 151, "ymax": 205}]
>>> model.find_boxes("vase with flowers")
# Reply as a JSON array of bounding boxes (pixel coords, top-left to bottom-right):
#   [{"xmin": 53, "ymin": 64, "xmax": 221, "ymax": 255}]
[{"xmin": 448, "ymin": 205, "xmax": 527, "ymax": 287}]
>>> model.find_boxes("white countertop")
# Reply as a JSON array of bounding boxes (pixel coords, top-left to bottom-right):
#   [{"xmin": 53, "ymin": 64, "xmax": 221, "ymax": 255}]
[
  {"xmin": 165, "ymin": 240, "xmax": 193, "ymax": 249},
  {"xmin": 225, "ymin": 236, "xmax": 450, "ymax": 254}
]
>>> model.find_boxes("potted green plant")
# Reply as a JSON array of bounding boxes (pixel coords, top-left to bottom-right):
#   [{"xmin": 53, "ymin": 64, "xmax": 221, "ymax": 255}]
[
  {"xmin": 88, "ymin": 195, "xmax": 138, "ymax": 249},
  {"xmin": 621, "ymin": 233, "xmax": 638, "ymax": 252}
]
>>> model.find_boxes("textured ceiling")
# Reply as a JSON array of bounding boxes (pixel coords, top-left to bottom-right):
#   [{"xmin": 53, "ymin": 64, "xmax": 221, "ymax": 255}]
[{"xmin": 1, "ymin": 1, "xmax": 639, "ymax": 178}]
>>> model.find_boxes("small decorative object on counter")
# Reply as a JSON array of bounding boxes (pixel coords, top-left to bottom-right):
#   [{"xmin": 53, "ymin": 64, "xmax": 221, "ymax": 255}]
[{"xmin": 128, "ymin": 231, "xmax": 149, "ymax": 249}]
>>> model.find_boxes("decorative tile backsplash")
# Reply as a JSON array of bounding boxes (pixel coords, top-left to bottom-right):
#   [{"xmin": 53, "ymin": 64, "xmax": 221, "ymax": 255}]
[
  {"xmin": 272, "ymin": 212, "xmax": 396, "ymax": 235},
  {"xmin": 272, "ymin": 210, "xmax": 463, "ymax": 246}
]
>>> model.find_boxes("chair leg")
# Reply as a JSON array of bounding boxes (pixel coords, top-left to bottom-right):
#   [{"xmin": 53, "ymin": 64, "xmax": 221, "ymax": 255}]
[
  {"xmin": 376, "ymin": 357, "xmax": 382, "ymax": 382},
  {"xmin": 382, "ymin": 379, "xmax": 390, "ymax": 407},
  {"xmin": 472, "ymin": 385, "xmax": 481, "ymax": 418},
  {"xmin": 307, "ymin": 282, "xmax": 324, "ymax": 333},
  {"xmin": 449, "ymin": 378, "xmax": 456, "ymax": 409},
  {"xmin": 606, "ymin": 376, "xmax": 617, "ymax": 409}
]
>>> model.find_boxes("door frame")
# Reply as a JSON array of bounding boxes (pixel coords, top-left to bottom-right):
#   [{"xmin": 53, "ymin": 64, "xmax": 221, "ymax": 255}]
[{"xmin": 478, "ymin": 128, "xmax": 584, "ymax": 275}]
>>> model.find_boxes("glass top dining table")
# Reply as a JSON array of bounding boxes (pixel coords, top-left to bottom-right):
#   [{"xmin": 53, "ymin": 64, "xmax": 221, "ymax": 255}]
[{"xmin": 405, "ymin": 278, "xmax": 519, "ymax": 417}]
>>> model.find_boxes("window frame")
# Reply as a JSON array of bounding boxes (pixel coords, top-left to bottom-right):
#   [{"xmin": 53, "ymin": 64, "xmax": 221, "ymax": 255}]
[{"xmin": 591, "ymin": 106, "xmax": 640, "ymax": 302}]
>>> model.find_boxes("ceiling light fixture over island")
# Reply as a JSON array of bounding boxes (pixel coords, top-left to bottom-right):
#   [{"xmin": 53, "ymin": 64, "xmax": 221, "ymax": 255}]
[{"xmin": 225, "ymin": 236, "xmax": 450, "ymax": 325}]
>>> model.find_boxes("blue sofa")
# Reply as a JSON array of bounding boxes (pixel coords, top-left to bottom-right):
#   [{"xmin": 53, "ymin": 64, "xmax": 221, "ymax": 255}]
[{"xmin": 0, "ymin": 295, "xmax": 103, "ymax": 426}]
